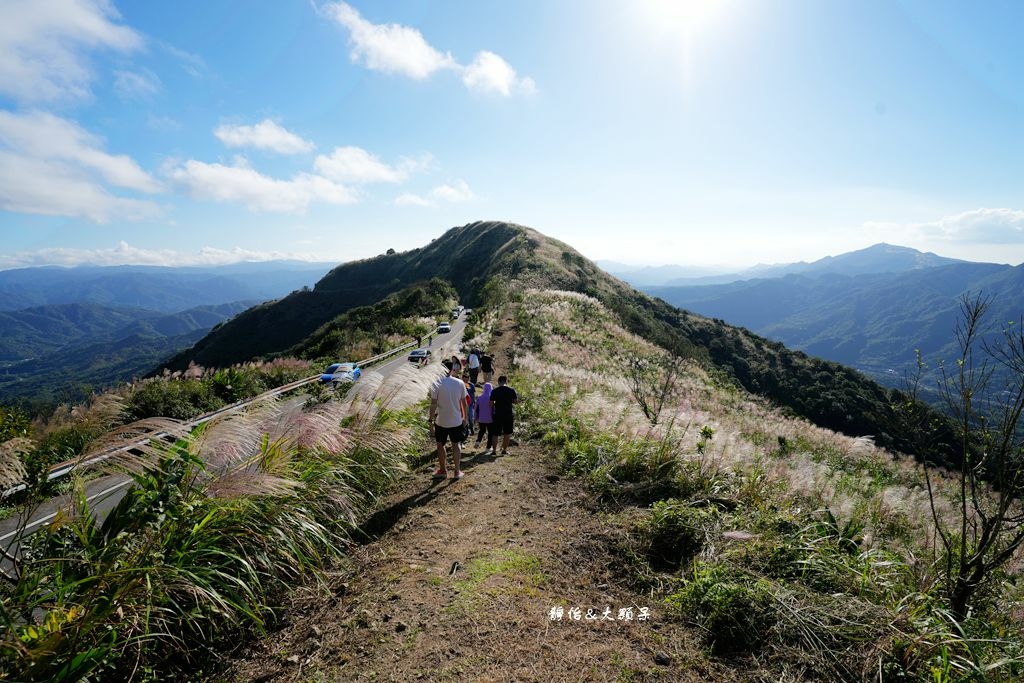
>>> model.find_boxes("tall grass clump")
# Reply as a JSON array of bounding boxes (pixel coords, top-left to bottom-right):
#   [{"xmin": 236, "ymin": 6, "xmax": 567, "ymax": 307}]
[{"xmin": 0, "ymin": 369, "xmax": 421, "ymax": 681}]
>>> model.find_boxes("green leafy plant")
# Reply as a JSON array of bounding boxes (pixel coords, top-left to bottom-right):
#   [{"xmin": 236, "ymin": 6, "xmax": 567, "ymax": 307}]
[{"xmin": 667, "ymin": 563, "xmax": 777, "ymax": 654}]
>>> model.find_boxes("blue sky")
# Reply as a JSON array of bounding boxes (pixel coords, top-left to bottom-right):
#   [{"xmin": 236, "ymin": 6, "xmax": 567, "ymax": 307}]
[{"xmin": 1, "ymin": 0, "xmax": 1023, "ymax": 269}]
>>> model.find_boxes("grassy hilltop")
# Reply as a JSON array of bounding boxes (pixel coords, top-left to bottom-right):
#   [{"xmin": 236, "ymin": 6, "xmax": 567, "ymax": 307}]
[{"xmin": 165, "ymin": 221, "xmax": 949, "ymax": 463}]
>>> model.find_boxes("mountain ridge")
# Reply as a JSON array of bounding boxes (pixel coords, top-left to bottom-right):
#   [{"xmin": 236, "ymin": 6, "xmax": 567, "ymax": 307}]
[
  {"xmin": 646, "ymin": 261, "xmax": 1023, "ymax": 387},
  {"xmin": 606, "ymin": 242, "xmax": 982, "ymax": 287},
  {"xmin": 0, "ymin": 301, "xmax": 253, "ymax": 408},
  {"xmin": 0, "ymin": 261, "xmax": 333, "ymax": 312},
  {"xmin": 164, "ymin": 221, "xmax": 955, "ymax": 462}
]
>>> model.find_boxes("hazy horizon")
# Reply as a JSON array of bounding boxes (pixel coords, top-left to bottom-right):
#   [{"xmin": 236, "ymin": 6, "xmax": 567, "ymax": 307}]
[{"xmin": 0, "ymin": 233, "xmax": 1018, "ymax": 273}]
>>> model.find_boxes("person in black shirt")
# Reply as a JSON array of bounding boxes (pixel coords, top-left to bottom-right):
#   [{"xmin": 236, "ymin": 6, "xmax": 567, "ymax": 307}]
[
  {"xmin": 489, "ymin": 375, "xmax": 518, "ymax": 455},
  {"xmin": 480, "ymin": 353, "xmax": 494, "ymax": 383}
]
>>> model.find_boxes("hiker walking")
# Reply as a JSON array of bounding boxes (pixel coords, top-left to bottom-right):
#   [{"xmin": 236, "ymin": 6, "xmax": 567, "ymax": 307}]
[
  {"xmin": 475, "ymin": 382, "xmax": 495, "ymax": 454},
  {"xmin": 489, "ymin": 375, "xmax": 518, "ymax": 456},
  {"xmin": 466, "ymin": 382, "xmax": 478, "ymax": 436},
  {"xmin": 480, "ymin": 352, "xmax": 494, "ymax": 384},
  {"xmin": 468, "ymin": 348, "xmax": 481, "ymax": 384},
  {"xmin": 428, "ymin": 359, "xmax": 467, "ymax": 480}
]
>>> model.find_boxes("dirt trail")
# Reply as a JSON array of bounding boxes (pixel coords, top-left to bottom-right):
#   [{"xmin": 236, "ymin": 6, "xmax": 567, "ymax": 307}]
[{"xmin": 223, "ymin": 317, "xmax": 723, "ymax": 683}]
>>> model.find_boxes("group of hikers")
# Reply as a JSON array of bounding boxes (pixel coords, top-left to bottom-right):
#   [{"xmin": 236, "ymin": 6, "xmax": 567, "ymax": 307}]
[{"xmin": 427, "ymin": 348, "xmax": 517, "ymax": 481}]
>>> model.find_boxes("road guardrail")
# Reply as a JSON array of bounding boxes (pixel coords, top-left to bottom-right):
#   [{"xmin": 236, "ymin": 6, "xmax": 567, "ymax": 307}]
[{"xmin": 1, "ymin": 333, "xmax": 437, "ymax": 499}]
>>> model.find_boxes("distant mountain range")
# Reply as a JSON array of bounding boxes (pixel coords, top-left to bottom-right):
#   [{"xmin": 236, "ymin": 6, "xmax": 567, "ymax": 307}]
[
  {"xmin": 0, "ymin": 261, "xmax": 334, "ymax": 312},
  {"xmin": 605, "ymin": 243, "xmax": 974, "ymax": 287},
  {"xmin": 0, "ymin": 261, "xmax": 334, "ymax": 410},
  {"xmin": 643, "ymin": 248, "xmax": 1024, "ymax": 389}
]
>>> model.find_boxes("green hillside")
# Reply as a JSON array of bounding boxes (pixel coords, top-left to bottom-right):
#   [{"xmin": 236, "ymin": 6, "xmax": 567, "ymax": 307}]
[
  {"xmin": 164, "ymin": 221, "xmax": 526, "ymax": 369},
  {"xmin": 646, "ymin": 262, "xmax": 1024, "ymax": 390},
  {"xmin": 166, "ymin": 221, "xmax": 953, "ymax": 463},
  {"xmin": 0, "ymin": 302, "xmax": 252, "ymax": 411},
  {"xmin": 287, "ymin": 278, "xmax": 456, "ymax": 362},
  {"xmin": 0, "ymin": 303, "xmax": 154, "ymax": 362}
]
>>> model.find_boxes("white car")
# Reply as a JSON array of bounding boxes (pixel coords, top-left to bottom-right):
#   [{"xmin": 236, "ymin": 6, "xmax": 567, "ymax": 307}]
[{"xmin": 438, "ymin": 322, "xmax": 451, "ymax": 333}]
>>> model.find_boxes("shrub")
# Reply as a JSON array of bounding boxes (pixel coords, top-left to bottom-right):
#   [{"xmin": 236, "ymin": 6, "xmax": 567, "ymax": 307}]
[
  {"xmin": 642, "ymin": 499, "xmax": 717, "ymax": 571},
  {"xmin": 667, "ymin": 562, "xmax": 777, "ymax": 654},
  {"xmin": 0, "ymin": 405, "xmax": 31, "ymax": 442},
  {"xmin": 123, "ymin": 379, "xmax": 224, "ymax": 422},
  {"xmin": 22, "ymin": 423, "xmax": 100, "ymax": 490}
]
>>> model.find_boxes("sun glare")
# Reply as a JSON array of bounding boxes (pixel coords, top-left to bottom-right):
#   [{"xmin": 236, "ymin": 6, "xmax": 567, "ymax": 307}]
[
  {"xmin": 633, "ymin": 0, "xmax": 732, "ymax": 42},
  {"xmin": 625, "ymin": 0, "xmax": 734, "ymax": 84}
]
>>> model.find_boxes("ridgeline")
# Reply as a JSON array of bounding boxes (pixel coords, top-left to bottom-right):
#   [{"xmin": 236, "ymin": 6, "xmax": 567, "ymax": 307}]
[{"xmin": 164, "ymin": 221, "xmax": 951, "ymax": 463}]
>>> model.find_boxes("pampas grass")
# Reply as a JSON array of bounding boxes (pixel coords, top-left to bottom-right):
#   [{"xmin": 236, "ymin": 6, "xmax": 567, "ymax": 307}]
[{"xmin": 0, "ymin": 357, "xmax": 424, "ymax": 681}]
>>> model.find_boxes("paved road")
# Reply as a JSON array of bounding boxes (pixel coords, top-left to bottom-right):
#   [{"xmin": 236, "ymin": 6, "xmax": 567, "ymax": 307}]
[{"xmin": 0, "ymin": 314, "xmax": 470, "ymax": 578}]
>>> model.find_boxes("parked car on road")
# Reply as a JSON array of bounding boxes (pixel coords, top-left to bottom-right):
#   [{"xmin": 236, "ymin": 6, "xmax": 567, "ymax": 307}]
[
  {"xmin": 408, "ymin": 348, "xmax": 431, "ymax": 363},
  {"xmin": 320, "ymin": 362, "xmax": 361, "ymax": 385},
  {"xmin": 437, "ymin": 322, "xmax": 451, "ymax": 333}
]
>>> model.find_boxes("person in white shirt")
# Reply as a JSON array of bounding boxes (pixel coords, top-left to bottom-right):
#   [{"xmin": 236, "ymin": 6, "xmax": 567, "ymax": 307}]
[
  {"xmin": 428, "ymin": 359, "xmax": 468, "ymax": 480},
  {"xmin": 467, "ymin": 349, "xmax": 481, "ymax": 384}
]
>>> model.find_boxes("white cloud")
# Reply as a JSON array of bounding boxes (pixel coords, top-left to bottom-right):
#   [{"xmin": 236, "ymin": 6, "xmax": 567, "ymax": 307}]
[
  {"xmin": 0, "ymin": 241, "xmax": 325, "ymax": 269},
  {"xmin": 0, "ymin": 151, "xmax": 159, "ymax": 223},
  {"xmin": 395, "ymin": 180, "xmax": 475, "ymax": 208},
  {"xmin": 322, "ymin": 1, "xmax": 455, "ymax": 79},
  {"xmin": 0, "ymin": 110, "xmax": 161, "ymax": 193},
  {"xmin": 214, "ymin": 119, "xmax": 315, "ymax": 155},
  {"xmin": 165, "ymin": 156, "xmax": 358, "ymax": 213},
  {"xmin": 431, "ymin": 180, "xmax": 474, "ymax": 203},
  {"xmin": 0, "ymin": 0, "xmax": 143, "ymax": 103},
  {"xmin": 462, "ymin": 51, "xmax": 536, "ymax": 96},
  {"xmin": 395, "ymin": 192, "xmax": 434, "ymax": 207},
  {"xmin": 881, "ymin": 208, "xmax": 1024, "ymax": 245},
  {"xmin": 321, "ymin": 2, "xmax": 533, "ymax": 96},
  {"xmin": 0, "ymin": 110, "xmax": 161, "ymax": 222},
  {"xmin": 315, "ymin": 146, "xmax": 430, "ymax": 184},
  {"xmin": 114, "ymin": 69, "xmax": 161, "ymax": 99}
]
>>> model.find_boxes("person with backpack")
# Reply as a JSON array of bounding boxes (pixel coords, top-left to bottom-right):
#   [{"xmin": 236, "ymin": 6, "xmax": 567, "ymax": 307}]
[{"xmin": 489, "ymin": 375, "xmax": 518, "ymax": 456}]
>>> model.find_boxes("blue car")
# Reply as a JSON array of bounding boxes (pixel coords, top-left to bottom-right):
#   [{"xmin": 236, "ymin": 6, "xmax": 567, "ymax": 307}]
[{"xmin": 320, "ymin": 362, "xmax": 361, "ymax": 386}]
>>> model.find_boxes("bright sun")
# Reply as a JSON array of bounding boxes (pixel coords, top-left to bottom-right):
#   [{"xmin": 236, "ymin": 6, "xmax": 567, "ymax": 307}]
[
  {"xmin": 627, "ymin": 0, "xmax": 734, "ymax": 83},
  {"xmin": 633, "ymin": 0, "xmax": 732, "ymax": 42}
]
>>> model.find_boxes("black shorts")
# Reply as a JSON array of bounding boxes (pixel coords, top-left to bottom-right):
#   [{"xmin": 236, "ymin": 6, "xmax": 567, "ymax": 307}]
[
  {"xmin": 494, "ymin": 414, "xmax": 514, "ymax": 436},
  {"xmin": 469, "ymin": 367, "xmax": 479, "ymax": 383},
  {"xmin": 435, "ymin": 424, "xmax": 465, "ymax": 444}
]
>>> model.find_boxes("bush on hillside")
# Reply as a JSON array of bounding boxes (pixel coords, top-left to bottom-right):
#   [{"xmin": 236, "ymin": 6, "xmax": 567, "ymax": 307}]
[
  {"xmin": 123, "ymin": 379, "xmax": 223, "ymax": 422},
  {"xmin": 642, "ymin": 499, "xmax": 717, "ymax": 571},
  {"xmin": 0, "ymin": 405, "xmax": 31, "ymax": 442},
  {"xmin": 667, "ymin": 563, "xmax": 777, "ymax": 654}
]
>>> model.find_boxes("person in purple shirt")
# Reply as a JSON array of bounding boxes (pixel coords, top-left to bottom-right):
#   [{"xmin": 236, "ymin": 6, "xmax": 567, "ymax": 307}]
[{"xmin": 474, "ymin": 382, "xmax": 495, "ymax": 454}]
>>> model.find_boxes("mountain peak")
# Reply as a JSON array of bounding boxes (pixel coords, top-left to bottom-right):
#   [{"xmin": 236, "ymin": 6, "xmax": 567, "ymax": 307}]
[{"xmin": 167, "ymin": 221, "xmax": 598, "ymax": 369}]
